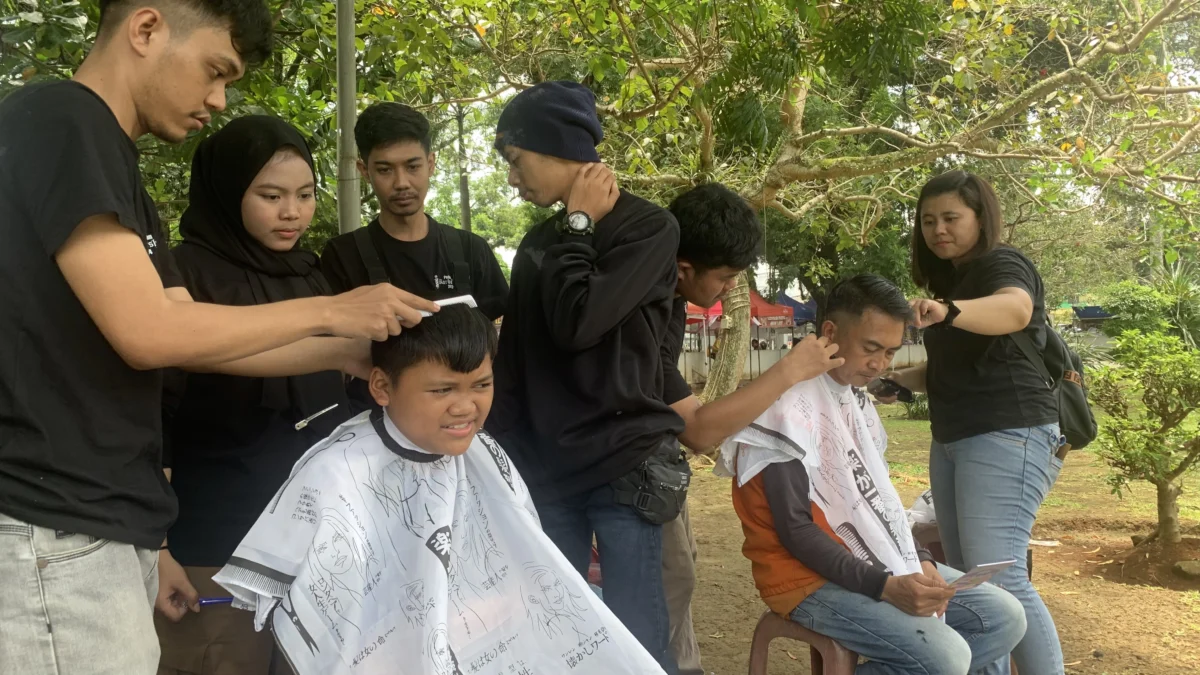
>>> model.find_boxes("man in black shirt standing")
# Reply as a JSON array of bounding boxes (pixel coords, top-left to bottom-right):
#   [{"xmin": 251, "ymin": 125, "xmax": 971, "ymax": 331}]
[
  {"xmin": 0, "ymin": 3, "xmax": 434, "ymax": 673},
  {"xmin": 486, "ymin": 81, "xmax": 681, "ymax": 672},
  {"xmin": 658, "ymin": 183, "xmax": 844, "ymax": 674},
  {"xmin": 321, "ymin": 102, "xmax": 509, "ymax": 319}
]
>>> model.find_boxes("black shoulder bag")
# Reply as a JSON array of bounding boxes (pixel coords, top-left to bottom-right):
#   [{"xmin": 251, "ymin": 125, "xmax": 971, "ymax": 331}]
[{"xmin": 1009, "ymin": 325, "xmax": 1098, "ymax": 453}]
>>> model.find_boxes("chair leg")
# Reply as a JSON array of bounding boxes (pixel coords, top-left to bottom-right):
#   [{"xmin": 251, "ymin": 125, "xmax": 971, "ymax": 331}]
[
  {"xmin": 810, "ymin": 645, "xmax": 824, "ymax": 673},
  {"xmin": 747, "ymin": 628, "xmax": 773, "ymax": 675}
]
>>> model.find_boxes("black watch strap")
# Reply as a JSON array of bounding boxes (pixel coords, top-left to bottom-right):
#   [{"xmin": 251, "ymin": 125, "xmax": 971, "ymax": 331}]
[{"xmin": 943, "ymin": 300, "xmax": 961, "ymax": 325}]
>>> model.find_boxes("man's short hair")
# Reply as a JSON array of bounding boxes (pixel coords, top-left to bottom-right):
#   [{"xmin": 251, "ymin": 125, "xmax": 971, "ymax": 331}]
[
  {"xmin": 669, "ymin": 183, "xmax": 763, "ymax": 271},
  {"xmin": 371, "ymin": 305, "xmax": 497, "ymax": 380},
  {"xmin": 821, "ymin": 274, "xmax": 914, "ymax": 326},
  {"xmin": 355, "ymin": 102, "xmax": 433, "ymax": 160},
  {"xmin": 98, "ymin": 0, "xmax": 273, "ymax": 66}
]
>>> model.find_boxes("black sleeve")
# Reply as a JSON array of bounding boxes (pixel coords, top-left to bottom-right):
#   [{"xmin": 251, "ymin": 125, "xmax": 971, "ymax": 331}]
[
  {"xmin": 761, "ymin": 460, "xmax": 891, "ymax": 599},
  {"xmin": 661, "ymin": 303, "xmax": 692, "ymax": 405},
  {"xmin": 976, "ymin": 248, "xmax": 1041, "ymax": 299},
  {"xmin": 160, "ymin": 367, "xmax": 188, "ymax": 469},
  {"xmin": 469, "ymin": 234, "xmax": 510, "ymax": 321},
  {"xmin": 14, "ymin": 89, "xmax": 142, "ymax": 257},
  {"xmin": 157, "ymin": 244, "xmax": 185, "ymax": 289},
  {"xmin": 539, "ymin": 207, "xmax": 679, "ymax": 352},
  {"xmin": 320, "ymin": 240, "xmax": 355, "ymax": 295}
]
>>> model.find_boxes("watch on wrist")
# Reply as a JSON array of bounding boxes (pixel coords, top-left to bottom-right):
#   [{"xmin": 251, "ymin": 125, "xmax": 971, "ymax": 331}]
[
  {"xmin": 563, "ymin": 211, "xmax": 595, "ymax": 236},
  {"xmin": 942, "ymin": 300, "xmax": 961, "ymax": 325}
]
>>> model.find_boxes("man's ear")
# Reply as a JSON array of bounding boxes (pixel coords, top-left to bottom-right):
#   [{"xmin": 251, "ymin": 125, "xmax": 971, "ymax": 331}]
[
  {"xmin": 356, "ymin": 158, "xmax": 369, "ymax": 180},
  {"xmin": 820, "ymin": 319, "xmax": 838, "ymax": 342},
  {"xmin": 427, "ymin": 152, "xmax": 437, "ymax": 173},
  {"xmin": 676, "ymin": 260, "xmax": 694, "ymax": 283},
  {"xmin": 126, "ymin": 8, "xmax": 167, "ymax": 57},
  {"xmin": 367, "ymin": 368, "xmax": 392, "ymax": 408}
]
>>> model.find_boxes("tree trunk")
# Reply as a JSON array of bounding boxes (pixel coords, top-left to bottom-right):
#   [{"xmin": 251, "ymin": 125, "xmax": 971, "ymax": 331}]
[
  {"xmin": 455, "ymin": 105, "xmax": 471, "ymax": 233},
  {"xmin": 692, "ymin": 273, "xmax": 751, "ymax": 457},
  {"xmin": 1156, "ymin": 480, "xmax": 1182, "ymax": 544}
]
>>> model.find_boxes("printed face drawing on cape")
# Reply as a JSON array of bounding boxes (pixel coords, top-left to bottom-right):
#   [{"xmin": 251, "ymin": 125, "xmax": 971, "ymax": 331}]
[
  {"xmin": 522, "ymin": 563, "xmax": 591, "ymax": 646},
  {"xmin": 428, "ymin": 625, "xmax": 464, "ymax": 675},
  {"xmin": 306, "ymin": 508, "xmax": 375, "ymax": 641},
  {"xmin": 357, "ymin": 445, "xmax": 453, "ymax": 539}
]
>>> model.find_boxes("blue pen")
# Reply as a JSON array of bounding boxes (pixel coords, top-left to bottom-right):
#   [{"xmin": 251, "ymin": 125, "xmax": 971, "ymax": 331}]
[{"xmin": 198, "ymin": 597, "xmax": 234, "ymax": 607}]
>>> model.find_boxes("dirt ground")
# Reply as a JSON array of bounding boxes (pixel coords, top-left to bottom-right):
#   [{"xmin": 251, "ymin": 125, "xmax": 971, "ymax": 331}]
[{"xmin": 687, "ymin": 413, "xmax": 1200, "ymax": 675}]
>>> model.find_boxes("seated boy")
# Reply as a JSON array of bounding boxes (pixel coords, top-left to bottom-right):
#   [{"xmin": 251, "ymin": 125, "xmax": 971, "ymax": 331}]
[
  {"xmin": 215, "ymin": 303, "xmax": 665, "ymax": 675},
  {"xmin": 719, "ymin": 276, "xmax": 1027, "ymax": 675}
]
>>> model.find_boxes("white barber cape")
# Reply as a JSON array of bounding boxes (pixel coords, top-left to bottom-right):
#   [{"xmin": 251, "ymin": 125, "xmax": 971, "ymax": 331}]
[
  {"xmin": 716, "ymin": 375, "xmax": 923, "ymax": 578},
  {"xmin": 215, "ymin": 410, "xmax": 664, "ymax": 675}
]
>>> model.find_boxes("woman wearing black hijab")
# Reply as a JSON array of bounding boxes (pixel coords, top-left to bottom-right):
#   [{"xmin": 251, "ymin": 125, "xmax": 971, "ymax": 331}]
[{"xmin": 155, "ymin": 116, "xmax": 351, "ymax": 675}]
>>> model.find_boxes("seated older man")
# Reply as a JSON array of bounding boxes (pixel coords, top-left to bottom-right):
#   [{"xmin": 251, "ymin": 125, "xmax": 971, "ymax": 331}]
[{"xmin": 719, "ymin": 275, "xmax": 1026, "ymax": 675}]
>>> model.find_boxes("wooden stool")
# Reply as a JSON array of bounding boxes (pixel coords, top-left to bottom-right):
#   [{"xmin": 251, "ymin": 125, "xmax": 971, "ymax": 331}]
[{"xmin": 747, "ymin": 610, "xmax": 857, "ymax": 675}]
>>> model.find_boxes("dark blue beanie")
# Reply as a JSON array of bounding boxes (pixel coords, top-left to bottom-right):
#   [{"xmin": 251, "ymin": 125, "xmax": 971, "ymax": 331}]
[{"xmin": 495, "ymin": 81, "xmax": 603, "ymax": 163}]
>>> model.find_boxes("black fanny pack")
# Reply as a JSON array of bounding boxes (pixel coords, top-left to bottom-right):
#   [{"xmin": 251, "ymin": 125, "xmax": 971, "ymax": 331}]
[{"xmin": 610, "ymin": 440, "xmax": 691, "ymax": 525}]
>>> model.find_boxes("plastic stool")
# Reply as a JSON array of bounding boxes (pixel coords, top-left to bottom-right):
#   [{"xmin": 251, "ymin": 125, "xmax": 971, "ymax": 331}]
[{"xmin": 747, "ymin": 610, "xmax": 857, "ymax": 674}]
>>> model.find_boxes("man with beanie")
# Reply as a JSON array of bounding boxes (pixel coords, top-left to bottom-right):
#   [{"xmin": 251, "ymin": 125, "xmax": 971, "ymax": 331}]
[{"xmin": 485, "ymin": 81, "xmax": 683, "ymax": 674}]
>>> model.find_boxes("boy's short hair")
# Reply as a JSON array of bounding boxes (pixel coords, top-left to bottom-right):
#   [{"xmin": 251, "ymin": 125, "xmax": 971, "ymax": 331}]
[
  {"xmin": 98, "ymin": 0, "xmax": 273, "ymax": 66},
  {"xmin": 355, "ymin": 102, "xmax": 433, "ymax": 160},
  {"xmin": 371, "ymin": 305, "xmax": 498, "ymax": 379},
  {"xmin": 821, "ymin": 274, "xmax": 914, "ymax": 326},
  {"xmin": 669, "ymin": 183, "xmax": 763, "ymax": 272}
]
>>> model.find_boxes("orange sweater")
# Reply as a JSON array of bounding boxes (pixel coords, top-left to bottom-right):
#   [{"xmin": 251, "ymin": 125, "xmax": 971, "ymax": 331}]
[{"xmin": 731, "ymin": 472, "xmax": 847, "ymax": 616}]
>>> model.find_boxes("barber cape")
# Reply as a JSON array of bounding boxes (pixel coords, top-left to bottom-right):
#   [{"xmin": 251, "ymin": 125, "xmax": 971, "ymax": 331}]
[
  {"xmin": 716, "ymin": 375, "xmax": 922, "ymax": 578},
  {"xmin": 214, "ymin": 410, "xmax": 664, "ymax": 675}
]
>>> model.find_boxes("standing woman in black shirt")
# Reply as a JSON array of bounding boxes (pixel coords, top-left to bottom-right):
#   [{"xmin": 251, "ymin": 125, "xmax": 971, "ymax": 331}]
[
  {"xmin": 155, "ymin": 116, "xmax": 352, "ymax": 674},
  {"xmin": 890, "ymin": 170, "xmax": 1063, "ymax": 674}
]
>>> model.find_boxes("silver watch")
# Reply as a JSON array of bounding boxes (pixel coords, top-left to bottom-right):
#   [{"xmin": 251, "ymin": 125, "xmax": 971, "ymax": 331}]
[{"xmin": 564, "ymin": 211, "xmax": 594, "ymax": 236}]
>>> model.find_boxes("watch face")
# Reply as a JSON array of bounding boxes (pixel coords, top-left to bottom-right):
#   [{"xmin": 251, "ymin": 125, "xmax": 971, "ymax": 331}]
[{"xmin": 567, "ymin": 212, "xmax": 591, "ymax": 233}]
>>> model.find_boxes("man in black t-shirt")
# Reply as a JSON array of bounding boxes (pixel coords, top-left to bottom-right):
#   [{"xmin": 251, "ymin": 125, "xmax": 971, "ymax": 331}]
[
  {"xmin": 0, "ymin": 3, "xmax": 435, "ymax": 672},
  {"xmin": 321, "ymin": 102, "xmax": 509, "ymax": 319},
  {"xmin": 659, "ymin": 184, "xmax": 844, "ymax": 674}
]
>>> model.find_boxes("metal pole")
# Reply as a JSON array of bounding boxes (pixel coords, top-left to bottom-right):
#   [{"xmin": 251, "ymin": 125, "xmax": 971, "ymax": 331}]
[{"xmin": 336, "ymin": 0, "xmax": 360, "ymax": 234}]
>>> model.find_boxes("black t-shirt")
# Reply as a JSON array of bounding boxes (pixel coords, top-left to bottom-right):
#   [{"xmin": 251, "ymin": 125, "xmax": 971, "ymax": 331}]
[
  {"xmin": 924, "ymin": 246, "xmax": 1058, "ymax": 443},
  {"xmin": 486, "ymin": 192, "xmax": 684, "ymax": 503},
  {"xmin": 321, "ymin": 216, "xmax": 509, "ymax": 320},
  {"xmin": 662, "ymin": 297, "xmax": 693, "ymax": 406},
  {"xmin": 0, "ymin": 81, "xmax": 183, "ymax": 549},
  {"xmin": 163, "ymin": 245, "xmax": 352, "ymax": 567}
]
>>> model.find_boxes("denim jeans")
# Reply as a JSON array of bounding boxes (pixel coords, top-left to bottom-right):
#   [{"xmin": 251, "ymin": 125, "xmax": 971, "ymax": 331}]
[
  {"xmin": 536, "ymin": 484, "xmax": 677, "ymax": 675},
  {"xmin": 789, "ymin": 563, "xmax": 1026, "ymax": 675},
  {"xmin": 930, "ymin": 424, "xmax": 1065, "ymax": 675},
  {"xmin": 0, "ymin": 511, "xmax": 160, "ymax": 675}
]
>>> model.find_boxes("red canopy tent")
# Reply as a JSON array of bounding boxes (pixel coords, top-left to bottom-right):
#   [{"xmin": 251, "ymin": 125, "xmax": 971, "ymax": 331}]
[{"xmin": 686, "ymin": 290, "xmax": 794, "ymax": 328}]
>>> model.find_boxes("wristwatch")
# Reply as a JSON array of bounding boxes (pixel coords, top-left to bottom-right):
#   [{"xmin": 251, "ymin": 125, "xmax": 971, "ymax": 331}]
[
  {"xmin": 942, "ymin": 300, "xmax": 962, "ymax": 325},
  {"xmin": 563, "ymin": 211, "xmax": 595, "ymax": 236}
]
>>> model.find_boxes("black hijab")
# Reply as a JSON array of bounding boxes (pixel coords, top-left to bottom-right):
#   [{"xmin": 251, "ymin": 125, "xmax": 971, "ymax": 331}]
[
  {"xmin": 171, "ymin": 115, "xmax": 346, "ymax": 433},
  {"xmin": 178, "ymin": 114, "xmax": 331, "ymax": 304}
]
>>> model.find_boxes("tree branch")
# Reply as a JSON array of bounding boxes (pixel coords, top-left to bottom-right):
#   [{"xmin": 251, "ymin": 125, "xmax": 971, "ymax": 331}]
[
  {"xmin": 1091, "ymin": 0, "xmax": 1182, "ymax": 59},
  {"xmin": 1152, "ymin": 117, "xmax": 1200, "ymax": 166},
  {"xmin": 696, "ymin": 99, "xmax": 714, "ymax": 174},
  {"xmin": 611, "ymin": 0, "xmax": 660, "ymax": 101},
  {"xmin": 1078, "ymin": 72, "xmax": 1200, "ymax": 103},
  {"xmin": 596, "ymin": 60, "xmax": 706, "ymax": 121},
  {"xmin": 1166, "ymin": 437, "xmax": 1200, "ymax": 482}
]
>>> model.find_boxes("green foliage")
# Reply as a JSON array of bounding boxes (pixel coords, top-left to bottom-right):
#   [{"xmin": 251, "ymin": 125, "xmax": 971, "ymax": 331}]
[
  {"xmin": 902, "ymin": 393, "xmax": 930, "ymax": 421},
  {"xmin": 1090, "ymin": 331, "xmax": 1200, "ymax": 496},
  {"xmin": 1098, "ymin": 281, "xmax": 1176, "ymax": 338},
  {"xmin": 1099, "ymin": 265, "xmax": 1200, "ymax": 347}
]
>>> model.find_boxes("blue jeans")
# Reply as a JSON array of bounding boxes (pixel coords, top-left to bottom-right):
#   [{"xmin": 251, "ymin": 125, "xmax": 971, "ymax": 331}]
[
  {"xmin": 789, "ymin": 564, "xmax": 1026, "ymax": 675},
  {"xmin": 536, "ymin": 485, "xmax": 677, "ymax": 675},
  {"xmin": 930, "ymin": 425, "xmax": 1065, "ymax": 675}
]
